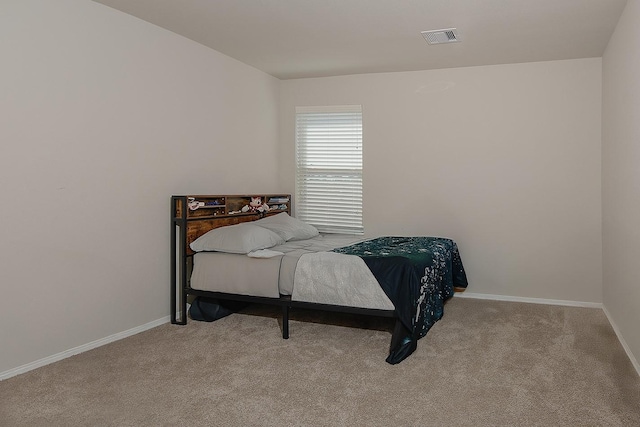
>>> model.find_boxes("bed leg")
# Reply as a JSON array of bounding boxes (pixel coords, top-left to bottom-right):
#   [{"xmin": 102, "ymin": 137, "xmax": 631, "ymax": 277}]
[
  {"xmin": 282, "ymin": 304, "xmax": 289, "ymax": 339},
  {"xmin": 179, "ymin": 289, "xmax": 188, "ymax": 325}
]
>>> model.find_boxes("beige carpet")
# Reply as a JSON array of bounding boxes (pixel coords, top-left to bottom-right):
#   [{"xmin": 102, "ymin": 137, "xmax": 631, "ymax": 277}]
[{"xmin": 1, "ymin": 298, "xmax": 639, "ymax": 426}]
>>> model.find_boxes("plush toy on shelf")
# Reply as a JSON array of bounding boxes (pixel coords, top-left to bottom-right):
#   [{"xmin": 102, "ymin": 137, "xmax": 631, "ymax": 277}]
[{"xmin": 241, "ymin": 196, "xmax": 270, "ymax": 213}]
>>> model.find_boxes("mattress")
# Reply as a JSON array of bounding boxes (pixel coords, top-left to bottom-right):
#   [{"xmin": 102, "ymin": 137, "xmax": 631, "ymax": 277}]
[{"xmin": 190, "ymin": 234, "xmax": 394, "ymax": 310}]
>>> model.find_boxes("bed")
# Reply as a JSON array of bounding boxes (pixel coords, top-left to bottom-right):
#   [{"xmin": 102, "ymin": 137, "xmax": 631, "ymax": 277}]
[{"xmin": 171, "ymin": 194, "xmax": 468, "ymax": 364}]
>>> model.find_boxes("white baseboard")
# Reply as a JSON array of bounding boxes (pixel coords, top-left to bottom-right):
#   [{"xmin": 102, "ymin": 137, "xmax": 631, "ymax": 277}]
[
  {"xmin": 602, "ymin": 306, "xmax": 640, "ymax": 378},
  {"xmin": 456, "ymin": 292, "xmax": 639, "ymax": 377},
  {"xmin": 454, "ymin": 291, "xmax": 603, "ymax": 309},
  {"xmin": 0, "ymin": 315, "xmax": 174, "ymax": 381}
]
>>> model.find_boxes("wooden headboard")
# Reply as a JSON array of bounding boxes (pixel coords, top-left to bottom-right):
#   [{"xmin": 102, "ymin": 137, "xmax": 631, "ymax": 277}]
[{"xmin": 172, "ymin": 194, "xmax": 291, "ymax": 256}]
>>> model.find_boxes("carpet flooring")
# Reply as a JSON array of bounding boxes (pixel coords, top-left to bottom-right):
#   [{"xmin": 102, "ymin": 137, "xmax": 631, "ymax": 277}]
[{"xmin": 1, "ymin": 297, "xmax": 639, "ymax": 426}]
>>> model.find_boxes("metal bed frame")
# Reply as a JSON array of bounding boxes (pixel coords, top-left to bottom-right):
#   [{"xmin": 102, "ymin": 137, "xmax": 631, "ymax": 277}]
[{"xmin": 170, "ymin": 195, "xmax": 400, "ymax": 343}]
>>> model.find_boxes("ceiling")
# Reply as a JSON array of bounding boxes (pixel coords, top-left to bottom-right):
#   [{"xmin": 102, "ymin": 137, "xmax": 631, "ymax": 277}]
[{"xmin": 93, "ymin": 0, "xmax": 628, "ymax": 80}]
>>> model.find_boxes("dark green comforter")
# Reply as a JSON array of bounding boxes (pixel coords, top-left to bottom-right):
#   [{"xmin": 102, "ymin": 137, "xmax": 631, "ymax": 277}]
[{"xmin": 333, "ymin": 236, "xmax": 468, "ymax": 364}]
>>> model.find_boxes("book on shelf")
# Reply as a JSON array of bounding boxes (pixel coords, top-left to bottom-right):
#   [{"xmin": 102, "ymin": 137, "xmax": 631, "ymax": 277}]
[{"xmin": 268, "ymin": 197, "xmax": 289, "ymax": 203}]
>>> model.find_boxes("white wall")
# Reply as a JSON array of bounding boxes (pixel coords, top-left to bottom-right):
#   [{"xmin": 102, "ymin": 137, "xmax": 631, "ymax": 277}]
[
  {"xmin": 602, "ymin": 0, "xmax": 640, "ymax": 370},
  {"xmin": 0, "ymin": 0, "xmax": 280, "ymax": 375},
  {"xmin": 280, "ymin": 59, "xmax": 603, "ymax": 303}
]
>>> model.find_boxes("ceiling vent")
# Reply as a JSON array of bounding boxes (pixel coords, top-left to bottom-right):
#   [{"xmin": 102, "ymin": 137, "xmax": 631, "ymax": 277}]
[{"xmin": 421, "ymin": 28, "xmax": 460, "ymax": 45}]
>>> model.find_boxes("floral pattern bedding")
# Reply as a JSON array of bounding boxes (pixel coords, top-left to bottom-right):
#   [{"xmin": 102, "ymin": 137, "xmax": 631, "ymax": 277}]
[{"xmin": 333, "ymin": 236, "xmax": 468, "ymax": 364}]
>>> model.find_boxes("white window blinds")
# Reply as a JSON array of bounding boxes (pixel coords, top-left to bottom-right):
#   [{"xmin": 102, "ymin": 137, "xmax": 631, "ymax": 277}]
[{"xmin": 295, "ymin": 105, "xmax": 363, "ymax": 234}]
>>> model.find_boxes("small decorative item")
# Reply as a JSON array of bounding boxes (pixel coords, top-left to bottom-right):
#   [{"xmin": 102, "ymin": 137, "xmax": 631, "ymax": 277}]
[
  {"xmin": 188, "ymin": 197, "xmax": 204, "ymax": 211},
  {"xmin": 241, "ymin": 196, "xmax": 271, "ymax": 214},
  {"xmin": 249, "ymin": 196, "xmax": 263, "ymax": 211}
]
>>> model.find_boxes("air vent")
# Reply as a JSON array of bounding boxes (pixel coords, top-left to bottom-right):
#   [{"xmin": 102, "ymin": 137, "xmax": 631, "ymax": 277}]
[{"xmin": 421, "ymin": 28, "xmax": 460, "ymax": 45}]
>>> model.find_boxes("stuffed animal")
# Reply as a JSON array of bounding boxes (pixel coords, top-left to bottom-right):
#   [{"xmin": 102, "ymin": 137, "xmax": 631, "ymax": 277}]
[
  {"xmin": 241, "ymin": 196, "xmax": 270, "ymax": 213},
  {"xmin": 249, "ymin": 196, "xmax": 263, "ymax": 211}
]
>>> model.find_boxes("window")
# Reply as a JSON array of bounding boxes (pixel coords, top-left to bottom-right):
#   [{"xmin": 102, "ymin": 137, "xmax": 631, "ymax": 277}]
[{"xmin": 295, "ymin": 105, "xmax": 363, "ymax": 234}]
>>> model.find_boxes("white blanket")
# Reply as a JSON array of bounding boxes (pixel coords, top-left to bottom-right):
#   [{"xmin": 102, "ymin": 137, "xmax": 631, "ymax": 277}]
[{"xmin": 292, "ymin": 251, "xmax": 395, "ymax": 310}]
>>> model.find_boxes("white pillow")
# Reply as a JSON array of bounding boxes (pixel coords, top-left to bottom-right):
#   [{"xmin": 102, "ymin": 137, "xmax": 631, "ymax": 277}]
[
  {"xmin": 189, "ymin": 223, "xmax": 285, "ymax": 254},
  {"xmin": 254, "ymin": 213, "xmax": 319, "ymax": 241}
]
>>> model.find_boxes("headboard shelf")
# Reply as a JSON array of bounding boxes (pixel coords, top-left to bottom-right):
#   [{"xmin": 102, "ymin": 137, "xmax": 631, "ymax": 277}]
[
  {"xmin": 173, "ymin": 194, "xmax": 290, "ymax": 220},
  {"xmin": 183, "ymin": 209, "xmax": 290, "ymax": 222}
]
